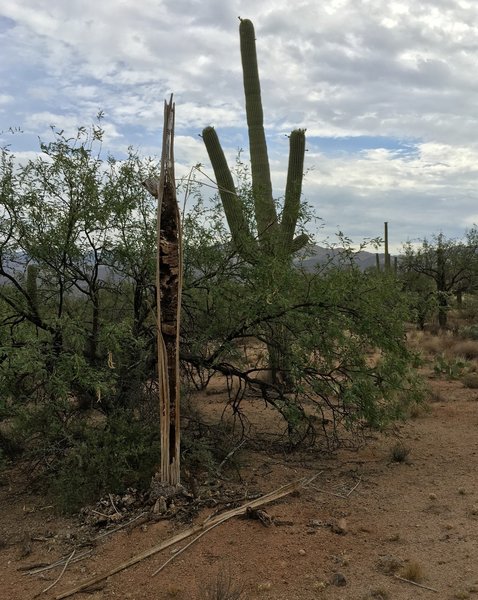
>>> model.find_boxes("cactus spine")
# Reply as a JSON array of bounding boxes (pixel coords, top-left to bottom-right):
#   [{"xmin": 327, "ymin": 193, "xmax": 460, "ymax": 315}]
[{"xmin": 202, "ymin": 18, "xmax": 307, "ymax": 262}]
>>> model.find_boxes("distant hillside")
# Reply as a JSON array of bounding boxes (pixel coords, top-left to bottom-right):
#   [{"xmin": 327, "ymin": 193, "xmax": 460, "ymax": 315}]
[
  {"xmin": 0, "ymin": 245, "xmax": 394, "ymax": 286},
  {"xmin": 295, "ymin": 245, "xmax": 394, "ymax": 272}
]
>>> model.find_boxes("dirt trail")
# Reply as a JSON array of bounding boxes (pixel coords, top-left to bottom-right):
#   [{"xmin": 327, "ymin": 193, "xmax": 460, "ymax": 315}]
[{"xmin": 1, "ymin": 376, "xmax": 478, "ymax": 600}]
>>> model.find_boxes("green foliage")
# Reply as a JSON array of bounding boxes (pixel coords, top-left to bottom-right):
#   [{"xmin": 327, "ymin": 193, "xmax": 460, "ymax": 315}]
[
  {"xmin": 401, "ymin": 231, "xmax": 478, "ymax": 328},
  {"xmin": 182, "ymin": 195, "xmax": 424, "ymax": 446},
  {"xmin": 459, "ymin": 324, "xmax": 478, "ymax": 340},
  {"xmin": 0, "ymin": 123, "xmax": 160, "ymax": 508},
  {"xmin": 50, "ymin": 411, "xmax": 157, "ymax": 513},
  {"xmin": 432, "ymin": 353, "xmax": 468, "ymax": 380},
  {"xmin": 0, "ymin": 118, "xmax": 425, "ymax": 509}
]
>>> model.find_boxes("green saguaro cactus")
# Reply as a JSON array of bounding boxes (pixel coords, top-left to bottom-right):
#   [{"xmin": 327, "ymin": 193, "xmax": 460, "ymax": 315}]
[{"xmin": 202, "ymin": 18, "xmax": 308, "ymax": 262}]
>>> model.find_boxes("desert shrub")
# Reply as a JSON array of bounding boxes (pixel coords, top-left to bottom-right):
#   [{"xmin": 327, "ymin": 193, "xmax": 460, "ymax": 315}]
[
  {"xmin": 459, "ymin": 324, "xmax": 478, "ymax": 340},
  {"xmin": 389, "ymin": 441, "xmax": 410, "ymax": 463},
  {"xmin": 182, "ymin": 194, "xmax": 424, "ymax": 448},
  {"xmin": 0, "ymin": 122, "xmax": 424, "ymax": 507},
  {"xmin": 433, "ymin": 354, "xmax": 468, "ymax": 379},
  {"xmin": 42, "ymin": 411, "xmax": 159, "ymax": 513},
  {"xmin": 452, "ymin": 339, "xmax": 478, "ymax": 360},
  {"xmin": 461, "ymin": 373, "xmax": 478, "ymax": 389},
  {"xmin": 419, "ymin": 332, "xmax": 456, "ymax": 357}
]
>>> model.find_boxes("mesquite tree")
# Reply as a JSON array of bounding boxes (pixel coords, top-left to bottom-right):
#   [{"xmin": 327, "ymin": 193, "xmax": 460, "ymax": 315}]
[{"xmin": 401, "ymin": 230, "xmax": 478, "ymax": 327}]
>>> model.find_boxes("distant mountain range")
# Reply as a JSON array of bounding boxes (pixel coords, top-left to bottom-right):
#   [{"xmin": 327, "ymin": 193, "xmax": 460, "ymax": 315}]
[
  {"xmin": 295, "ymin": 245, "xmax": 393, "ymax": 272},
  {"xmin": 0, "ymin": 245, "xmax": 393, "ymax": 286}
]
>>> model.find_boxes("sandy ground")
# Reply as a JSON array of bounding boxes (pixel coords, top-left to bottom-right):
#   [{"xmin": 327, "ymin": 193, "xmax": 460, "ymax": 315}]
[{"xmin": 1, "ymin": 372, "xmax": 478, "ymax": 600}]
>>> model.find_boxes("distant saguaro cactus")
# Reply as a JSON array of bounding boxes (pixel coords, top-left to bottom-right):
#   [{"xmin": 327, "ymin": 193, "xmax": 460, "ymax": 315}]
[
  {"xmin": 384, "ymin": 221, "xmax": 391, "ymax": 272},
  {"xmin": 202, "ymin": 18, "xmax": 308, "ymax": 263}
]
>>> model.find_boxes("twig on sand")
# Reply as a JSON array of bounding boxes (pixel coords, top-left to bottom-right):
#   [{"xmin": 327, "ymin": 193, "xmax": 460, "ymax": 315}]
[
  {"xmin": 217, "ymin": 439, "xmax": 246, "ymax": 472},
  {"xmin": 24, "ymin": 550, "xmax": 93, "ymax": 576},
  {"xmin": 94, "ymin": 511, "xmax": 149, "ymax": 540},
  {"xmin": 346, "ymin": 477, "xmax": 362, "ymax": 497},
  {"xmin": 152, "ymin": 519, "xmax": 225, "ymax": 576},
  {"xmin": 36, "ymin": 550, "xmax": 75, "ymax": 596},
  {"xmin": 24, "ymin": 512, "xmax": 149, "ymax": 577},
  {"xmin": 108, "ymin": 494, "xmax": 121, "ymax": 516},
  {"xmin": 395, "ymin": 575, "xmax": 439, "ymax": 593},
  {"xmin": 306, "ymin": 477, "xmax": 361, "ymax": 500}
]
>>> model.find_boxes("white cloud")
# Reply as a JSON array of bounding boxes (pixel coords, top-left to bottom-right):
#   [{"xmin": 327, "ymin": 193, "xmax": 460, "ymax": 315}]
[{"xmin": 2, "ymin": 0, "xmax": 478, "ymax": 248}]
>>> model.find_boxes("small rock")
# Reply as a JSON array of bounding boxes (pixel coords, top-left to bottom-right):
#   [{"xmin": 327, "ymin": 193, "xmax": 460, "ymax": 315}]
[
  {"xmin": 429, "ymin": 493, "xmax": 437, "ymax": 500},
  {"xmin": 330, "ymin": 572, "xmax": 347, "ymax": 587},
  {"xmin": 309, "ymin": 519, "xmax": 323, "ymax": 528},
  {"xmin": 298, "ymin": 549, "xmax": 306, "ymax": 556}
]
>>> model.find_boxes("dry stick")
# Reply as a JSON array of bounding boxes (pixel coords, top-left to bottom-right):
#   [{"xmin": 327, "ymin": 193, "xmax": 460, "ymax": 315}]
[
  {"xmin": 307, "ymin": 484, "xmax": 347, "ymax": 499},
  {"xmin": 151, "ymin": 518, "xmax": 225, "ymax": 577},
  {"xmin": 346, "ymin": 477, "xmax": 362, "ymax": 497},
  {"xmin": 56, "ymin": 476, "xmax": 310, "ymax": 600},
  {"xmin": 217, "ymin": 439, "xmax": 246, "ymax": 472},
  {"xmin": 25, "ymin": 551, "xmax": 93, "ymax": 576},
  {"xmin": 394, "ymin": 575, "xmax": 439, "ymax": 593},
  {"xmin": 39, "ymin": 550, "xmax": 76, "ymax": 596},
  {"xmin": 25, "ymin": 513, "xmax": 148, "ymax": 576},
  {"xmin": 108, "ymin": 494, "xmax": 121, "ymax": 516},
  {"xmin": 306, "ymin": 477, "xmax": 361, "ymax": 500},
  {"xmin": 94, "ymin": 511, "xmax": 149, "ymax": 540}
]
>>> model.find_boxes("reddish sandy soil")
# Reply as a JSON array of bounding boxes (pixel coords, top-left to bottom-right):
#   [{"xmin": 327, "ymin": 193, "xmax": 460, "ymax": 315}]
[{"xmin": 1, "ymin": 370, "xmax": 478, "ymax": 600}]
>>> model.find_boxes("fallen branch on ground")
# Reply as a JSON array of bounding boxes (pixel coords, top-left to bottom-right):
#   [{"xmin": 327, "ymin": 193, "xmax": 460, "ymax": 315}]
[
  {"xmin": 56, "ymin": 474, "xmax": 320, "ymax": 600},
  {"xmin": 37, "ymin": 550, "xmax": 75, "ymax": 596},
  {"xmin": 395, "ymin": 575, "xmax": 439, "ymax": 593}
]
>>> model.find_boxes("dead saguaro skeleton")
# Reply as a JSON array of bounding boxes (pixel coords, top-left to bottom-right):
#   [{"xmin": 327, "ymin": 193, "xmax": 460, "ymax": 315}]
[{"xmin": 143, "ymin": 95, "xmax": 182, "ymax": 485}]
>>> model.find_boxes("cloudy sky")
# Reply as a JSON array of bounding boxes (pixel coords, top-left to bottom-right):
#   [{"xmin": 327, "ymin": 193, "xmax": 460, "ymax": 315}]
[{"xmin": 1, "ymin": 0, "xmax": 478, "ymax": 251}]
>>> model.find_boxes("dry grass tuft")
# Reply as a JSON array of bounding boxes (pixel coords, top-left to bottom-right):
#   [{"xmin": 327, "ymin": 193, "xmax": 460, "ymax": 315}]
[
  {"xmin": 389, "ymin": 441, "xmax": 410, "ymax": 463},
  {"xmin": 452, "ymin": 340, "xmax": 478, "ymax": 360},
  {"xmin": 461, "ymin": 373, "xmax": 478, "ymax": 389},
  {"xmin": 400, "ymin": 560, "xmax": 424, "ymax": 583},
  {"xmin": 202, "ymin": 572, "xmax": 245, "ymax": 600},
  {"xmin": 407, "ymin": 401, "xmax": 429, "ymax": 419},
  {"xmin": 420, "ymin": 333, "xmax": 456, "ymax": 356},
  {"xmin": 363, "ymin": 589, "xmax": 390, "ymax": 600},
  {"xmin": 427, "ymin": 388, "xmax": 446, "ymax": 403}
]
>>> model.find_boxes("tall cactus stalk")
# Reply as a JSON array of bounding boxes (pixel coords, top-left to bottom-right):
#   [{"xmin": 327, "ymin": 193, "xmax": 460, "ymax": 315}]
[
  {"xmin": 202, "ymin": 19, "xmax": 308, "ymax": 387},
  {"xmin": 202, "ymin": 18, "xmax": 307, "ymax": 262},
  {"xmin": 384, "ymin": 221, "xmax": 391, "ymax": 272}
]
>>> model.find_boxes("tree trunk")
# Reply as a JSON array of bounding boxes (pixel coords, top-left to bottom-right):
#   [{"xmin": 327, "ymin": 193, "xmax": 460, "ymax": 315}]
[{"xmin": 143, "ymin": 95, "xmax": 182, "ymax": 486}]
